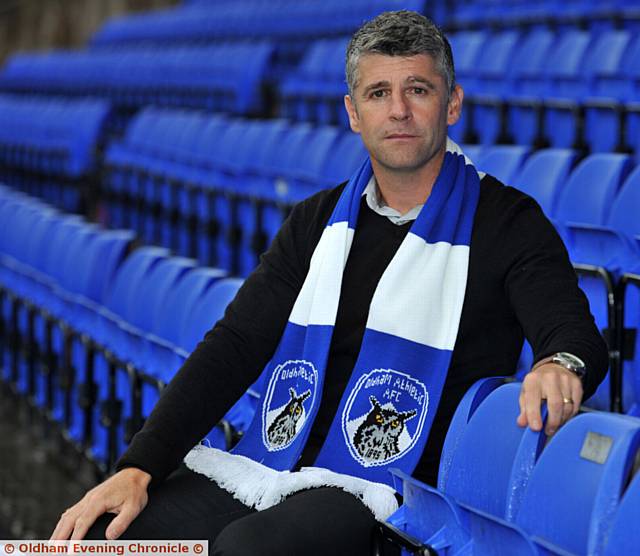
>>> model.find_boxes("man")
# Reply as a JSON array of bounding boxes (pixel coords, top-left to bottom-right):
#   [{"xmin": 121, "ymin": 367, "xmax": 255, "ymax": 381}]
[{"xmin": 50, "ymin": 11, "xmax": 607, "ymax": 555}]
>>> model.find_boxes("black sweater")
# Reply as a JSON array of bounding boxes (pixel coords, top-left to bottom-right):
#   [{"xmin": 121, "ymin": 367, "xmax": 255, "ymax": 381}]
[{"xmin": 117, "ymin": 175, "xmax": 608, "ymax": 487}]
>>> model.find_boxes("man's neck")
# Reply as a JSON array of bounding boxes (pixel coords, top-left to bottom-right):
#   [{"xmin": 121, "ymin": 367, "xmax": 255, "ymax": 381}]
[{"xmin": 371, "ymin": 150, "xmax": 445, "ymax": 215}]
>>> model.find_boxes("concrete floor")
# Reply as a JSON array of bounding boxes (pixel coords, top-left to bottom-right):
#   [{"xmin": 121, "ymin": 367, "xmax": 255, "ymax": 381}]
[{"xmin": 0, "ymin": 383, "xmax": 99, "ymax": 540}]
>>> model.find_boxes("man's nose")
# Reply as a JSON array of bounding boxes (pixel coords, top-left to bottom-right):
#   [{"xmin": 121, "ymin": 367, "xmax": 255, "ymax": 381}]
[{"xmin": 389, "ymin": 92, "xmax": 411, "ymax": 121}]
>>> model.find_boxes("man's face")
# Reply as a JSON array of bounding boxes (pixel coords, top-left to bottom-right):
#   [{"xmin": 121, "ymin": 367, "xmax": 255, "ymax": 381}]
[{"xmin": 344, "ymin": 53, "xmax": 463, "ymax": 176}]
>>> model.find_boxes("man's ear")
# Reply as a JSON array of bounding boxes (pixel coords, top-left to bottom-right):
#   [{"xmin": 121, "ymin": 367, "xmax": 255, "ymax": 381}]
[
  {"xmin": 344, "ymin": 95, "xmax": 361, "ymax": 133},
  {"xmin": 446, "ymin": 84, "xmax": 464, "ymax": 126}
]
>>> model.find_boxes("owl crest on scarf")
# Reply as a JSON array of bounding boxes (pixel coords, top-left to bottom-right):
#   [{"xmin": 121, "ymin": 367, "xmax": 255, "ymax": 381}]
[
  {"xmin": 267, "ymin": 387, "xmax": 312, "ymax": 447},
  {"xmin": 353, "ymin": 395, "xmax": 417, "ymax": 463}
]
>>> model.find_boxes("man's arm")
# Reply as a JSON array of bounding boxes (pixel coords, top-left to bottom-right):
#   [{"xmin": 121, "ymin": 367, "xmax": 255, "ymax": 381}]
[
  {"xmin": 500, "ymin": 190, "xmax": 608, "ymax": 435},
  {"xmin": 50, "ymin": 191, "xmax": 328, "ymax": 539}
]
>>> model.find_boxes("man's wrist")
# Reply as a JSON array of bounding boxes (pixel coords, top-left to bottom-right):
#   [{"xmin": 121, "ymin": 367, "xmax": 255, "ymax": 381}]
[
  {"xmin": 120, "ymin": 467, "xmax": 153, "ymax": 488},
  {"xmin": 532, "ymin": 352, "xmax": 586, "ymax": 381}
]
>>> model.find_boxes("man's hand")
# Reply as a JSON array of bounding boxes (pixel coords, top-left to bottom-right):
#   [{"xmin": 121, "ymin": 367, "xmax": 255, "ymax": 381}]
[
  {"xmin": 50, "ymin": 468, "xmax": 151, "ymax": 541},
  {"xmin": 517, "ymin": 363, "xmax": 583, "ymax": 436}
]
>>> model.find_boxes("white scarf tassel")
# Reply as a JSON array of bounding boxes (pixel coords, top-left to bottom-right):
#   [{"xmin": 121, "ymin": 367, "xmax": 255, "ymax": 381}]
[{"xmin": 184, "ymin": 445, "xmax": 399, "ymax": 521}]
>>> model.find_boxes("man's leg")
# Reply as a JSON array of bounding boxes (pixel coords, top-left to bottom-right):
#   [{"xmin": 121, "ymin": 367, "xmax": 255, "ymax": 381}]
[
  {"xmin": 211, "ymin": 487, "xmax": 380, "ymax": 556},
  {"xmin": 85, "ymin": 465, "xmax": 254, "ymax": 542}
]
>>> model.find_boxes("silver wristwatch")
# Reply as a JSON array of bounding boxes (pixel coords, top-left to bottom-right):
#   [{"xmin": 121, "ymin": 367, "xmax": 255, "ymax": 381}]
[{"xmin": 550, "ymin": 352, "xmax": 587, "ymax": 380}]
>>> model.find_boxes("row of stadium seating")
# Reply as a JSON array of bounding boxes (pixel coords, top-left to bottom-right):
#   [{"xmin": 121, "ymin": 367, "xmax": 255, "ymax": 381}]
[
  {"xmin": 389, "ymin": 380, "xmax": 640, "ymax": 555},
  {"xmin": 90, "ymin": 0, "xmax": 424, "ymax": 47},
  {"xmin": 0, "ymin": 96, "xmax": 110, "ymax": 179},
  {"xmin": 0, "ymin": 44, "xmax": 273, "ymax": 115},
  {"xmin": 450, "ymin": 0, "xmax": 640, "ymax": 29},
  {"xmin": 102, "ymin": 108, "xmax": 367, "ymax": 275},
  {"xmin": 0, "ymin": 187, "xmax": 638, "ymax": 553},
  {"xmin": 281, "ymin": 28, "xmax": 640, "ymax": 155},
  {"xmin": 99, "ymin": 108, "xmax": 640, "ymax": 269},
  {"xmin": 5, "ymin": 26, "xmax": 640, "ymax": 158},
  {"xmin": 453, "ymin": 28, "xmax": 640, "ymax": 153},
  {"xmin": 89, "ymin": 0, "xmax": 640, "ymax": 49},
  {"xmin": 0, "ymin": 95, "xmax": 112, "ymax": 214},
  {"xmin": 0, "ymin": 184, "xmax": 253, "ymax": 471}
]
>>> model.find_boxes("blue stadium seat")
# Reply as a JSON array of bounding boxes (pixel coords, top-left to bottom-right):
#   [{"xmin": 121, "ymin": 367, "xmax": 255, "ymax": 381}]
[
  {"xmin": 176, "ymin": 278, "xmax": 257, "ymax": 448},
  {"xmin": 459, "ymin": 144, "xmax": 483, "ymax": 166},
  {"xmin": 388, "ymin": 380, "xmax": 546, "ymax": 554},
  {"xmin": 505, "ymin": 30, "xmax": 597, "ymax": 147},
  {"xmin": 139, "ymin": 266, "xmax": 226, "ymax": 394},
  {"xmin": 280, "ymin": 37, "xmax": 350, "ymax": 126},
  {"xmin": 544, "ymin": 30, "xmax": 624, "ymax": 149},
  {"xmin": 462, "ymin": 30, "xmax": 520, "ymax": 145},
  {"xmin": 447, "ymin": 30, "xmax": 488, "ymax": 144},
  {"xmin": 323, "ymin": 132, "xmax": 369, "ymax": 186},
  {"xmin": 583, "ymin": 31, "xmax": 636, "ymax": 153},
  {"xmin": 515, "ymin": 412, "xmax": 640, "ymax": 554},
  {"xmin": 458, "ymin": 412, "xmax": 640, "ymax": 555},
  {"xmin": 552, "ymin": 155, "xmax": 631, "ymax": 412},
  {"xmin": 512, "ymin": 148, "xmax": 577, "ymax": 217},
  {"xmin": 86, "ymin": 246, "xmax": 170, "ymax": 465},
  {"xmin": 554, "ymin": 153, "xmax": 632, "ymax": 227},
  {"xmin": 603, "ymin": 469, "xmax": 640, "ymax": 555},
  {"xmin": 476, "ymin": 145, "xmax": 529, "ymax": 185},
  {"xmin": 610, "ymin": 167, "xmax": 640, "ymax": 415}
]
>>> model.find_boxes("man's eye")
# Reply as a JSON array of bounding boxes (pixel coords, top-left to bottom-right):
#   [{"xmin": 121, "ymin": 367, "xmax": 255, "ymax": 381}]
[
  {"xmin": 412, "ymin": 87, "xmax": 427, "ymax": 95},
  {"xmin": 371, "ymin": 90, "xmax": 387, "ymax": 98}
]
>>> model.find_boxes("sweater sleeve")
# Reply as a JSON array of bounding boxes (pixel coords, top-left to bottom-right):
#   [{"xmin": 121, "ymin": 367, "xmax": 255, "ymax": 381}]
[
  {"xmin": 501, "ymin": 190, "xmax": 609, "ymax": 399},
  {"xmin": 115, "ymin": 198, "xmax": 316, "ymax": 483}
]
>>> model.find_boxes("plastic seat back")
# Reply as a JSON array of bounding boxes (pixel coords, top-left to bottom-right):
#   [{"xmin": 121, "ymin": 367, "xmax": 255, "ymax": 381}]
[
  {"xmin": 104, "ymin": 246, "xmax": 169, "ymax": 318},
  {"xmin": 603, "ymin": 469, "xmax": 640, "ymax": 555},
  {"xmin": 153, "ymin": 267, "xmax": 227, "ymax": 344},
  {"xmin": 592, "ymin": 30, "xmax": 632, "ymax": 97},
  {"xmin": 464, "ymin": 30, "xmax": 519, "ymax": 95},
  {"xmin": 129, "ymin": 256, "xmax": 197, "ymax": 332},
  {"xmin": 81, "ymin": 230, "xmax": 136, "ymax": 303},
  {"xmin": 554, "ymin": 153, "xmax": 632, "ymax": 224},
  {"xmin": 477, "ymin": 146, "xmax": 529, "ymax": 185},
  {"xmin": 509, "ymin": 29, "xmax": 556, "ymax": 93},
  {"xmin": 323, "ymin": 132, "xmax": 368, "ymax": 185},
  {"xmin": 445, "ymin": 383, "xmax": 546, "ymax": 519},
  {"xmin": 513, "ymin": 149, "xmax": 577, "ymax": 216},
  {"xmin": 178, "ymin": 277, "xmax": 243, "ymax": 352},
  {"xmin": 449, "ymin": 31, "xmax": 487, "ymax": 80},
  {"xmin": 607, "ymin": 165, "xmax": 640, "ymax": 236},
  {"xmin": 516, "ymin": 412, "xmax": 640, "ymax": 555},
  {"xmin": 544, "ymin": 30, "xmax": 592, "ymax": 98}
]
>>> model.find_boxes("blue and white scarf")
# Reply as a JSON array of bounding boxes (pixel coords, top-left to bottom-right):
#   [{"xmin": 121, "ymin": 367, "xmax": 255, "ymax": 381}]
[{"xmin": 185, "ymin": 140, "xmax": 481, "ymax": 519}]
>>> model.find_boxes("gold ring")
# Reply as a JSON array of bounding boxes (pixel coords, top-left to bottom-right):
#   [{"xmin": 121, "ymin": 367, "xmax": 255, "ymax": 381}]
[{"xmin": 563, "ymin": 397, "xmax": 573, "ymax": 404}]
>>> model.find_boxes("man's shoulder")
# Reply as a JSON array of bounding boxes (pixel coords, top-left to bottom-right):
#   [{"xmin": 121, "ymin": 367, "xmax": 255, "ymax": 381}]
[
  {"xmin": 292, "ymin": 181, "xmax": 348, "ymax": 223},
  {"xmin": 478, "ymin": 173, "xmax": 542, "ymax": 218}
]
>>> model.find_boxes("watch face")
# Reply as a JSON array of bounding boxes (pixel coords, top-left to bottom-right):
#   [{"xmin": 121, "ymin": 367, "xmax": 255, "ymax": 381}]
[{"xmin": 556, "ymin": 352, "xmax": 585, "ymax": 369}]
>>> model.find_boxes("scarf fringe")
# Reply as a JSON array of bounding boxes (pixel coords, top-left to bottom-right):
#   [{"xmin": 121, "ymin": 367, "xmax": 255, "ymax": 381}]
[{"xmin": 184, "ymin": 444, "xmax": 399, "ymax": 521}]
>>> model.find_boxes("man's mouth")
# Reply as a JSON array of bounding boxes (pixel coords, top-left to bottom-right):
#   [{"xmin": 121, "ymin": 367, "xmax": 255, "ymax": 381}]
[{"xmin": 385, "ymin": 133, "xmax": 418, "ymax": 140}]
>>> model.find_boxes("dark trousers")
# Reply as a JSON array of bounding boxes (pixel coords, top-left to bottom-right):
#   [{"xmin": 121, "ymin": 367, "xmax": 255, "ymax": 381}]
[{"xmin": 86, "ymin": 465, "xmax": 387, "ymax": 556}]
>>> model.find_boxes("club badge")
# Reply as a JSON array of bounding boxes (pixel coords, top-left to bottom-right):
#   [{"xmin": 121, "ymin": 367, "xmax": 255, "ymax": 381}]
[
  {"xmin": 342, "ymin": 369, "xmax": 428, "ymax": 467},
  {"xmin": 261, "ymin": 359, "xmax": 318, "ymax": 451}
]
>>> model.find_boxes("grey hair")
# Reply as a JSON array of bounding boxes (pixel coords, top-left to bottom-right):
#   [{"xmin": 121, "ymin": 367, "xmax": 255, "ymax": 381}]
[{"xmin": 345, "ymin": 10, "xmax": 455, "ymax": 99}]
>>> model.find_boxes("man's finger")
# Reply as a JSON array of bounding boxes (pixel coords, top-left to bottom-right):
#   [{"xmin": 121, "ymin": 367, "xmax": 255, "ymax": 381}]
[
  {"xmin": 523, "ymin": 379, "xmax": 543, "ymax": 431},
  {"xmin": 50, "ymin": 508, "xmax": 81, "ymax": 541},
  {"xmin": 544, "ymin": 389, "xmax": 564, "ymax": 435},
  {"xmin": 105, "ymin": 503, "xmax": 140, "ymax": 540},
  {"xmin": 517, "ymin": 391, "xmax": 528, "ymax": 427},
  {"xmin": 570, "ymin": 378, "xmax": 584, "ymax": 418},
  {"xmin": 560, "ymin": 392, "xmax": 574, "ymax": 425},
  {"xmin": 69, "ymin": 501, "xmax": 107, "ymax": 541}
]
